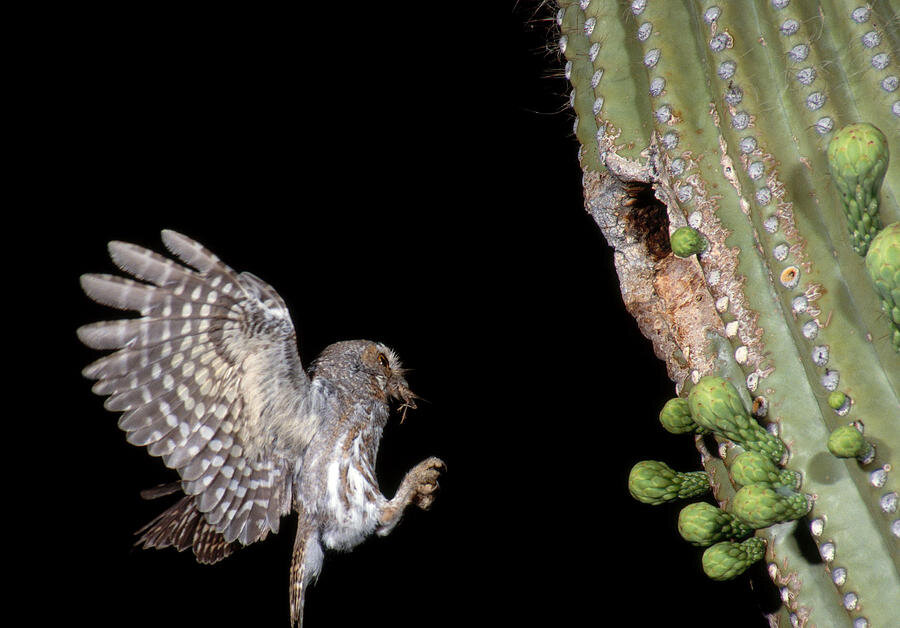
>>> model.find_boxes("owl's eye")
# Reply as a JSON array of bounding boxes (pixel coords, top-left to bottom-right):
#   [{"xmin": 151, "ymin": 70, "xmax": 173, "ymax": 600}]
[{"xmin": 377, "ymin": 353, "xmax": 389, "ymax": 368}]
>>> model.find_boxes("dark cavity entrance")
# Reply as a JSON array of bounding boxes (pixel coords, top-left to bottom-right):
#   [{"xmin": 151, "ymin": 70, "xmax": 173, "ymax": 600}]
[{"xmin": 622, "ymin": 181, "xmax": 671, "ymax": 261}]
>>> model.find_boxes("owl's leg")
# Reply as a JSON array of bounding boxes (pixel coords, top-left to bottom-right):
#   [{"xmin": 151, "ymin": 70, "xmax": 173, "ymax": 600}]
[
  {"xmin": 376, "ymin": 456, "xmax": 445, "ymax": 537},
  {"xmin": 290, "ymin": 516, "xmax": 323, "ymax": 627}
]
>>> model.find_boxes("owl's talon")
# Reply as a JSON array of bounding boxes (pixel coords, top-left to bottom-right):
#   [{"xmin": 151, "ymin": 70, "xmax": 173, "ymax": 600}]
[{"xmin": 405, "ymin": 457, "xmax": 445, "ymax": 510}]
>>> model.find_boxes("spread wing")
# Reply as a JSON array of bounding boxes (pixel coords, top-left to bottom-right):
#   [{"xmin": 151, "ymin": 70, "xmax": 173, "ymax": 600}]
[{"xmin": 78, "ymin": 230, "xmax": 316, "ymax": 546}]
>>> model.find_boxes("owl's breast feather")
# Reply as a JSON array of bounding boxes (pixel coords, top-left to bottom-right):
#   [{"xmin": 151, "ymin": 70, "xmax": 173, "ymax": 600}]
[{"xmin": 318, "ymin": 422, "xmax": 386, "ymax": 550}]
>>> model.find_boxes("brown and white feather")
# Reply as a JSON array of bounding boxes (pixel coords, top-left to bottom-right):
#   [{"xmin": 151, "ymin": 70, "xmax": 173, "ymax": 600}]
[
  {"xmin": 78, "ymin": 230, "xmax": 443, "ymax": 626},
  {"xmin": 78, "ymin": 230, "xmax": 316, "ymax": 546}
]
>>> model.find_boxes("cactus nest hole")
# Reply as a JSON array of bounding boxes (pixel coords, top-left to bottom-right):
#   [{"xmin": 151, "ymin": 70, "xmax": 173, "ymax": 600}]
[
  {"xmin": 622, "ymin": 181, "xmax": 671, "ymax": 261},
  {"xmin": 701, "ymin": 432, "xmax": 720, "ymax": 458}
]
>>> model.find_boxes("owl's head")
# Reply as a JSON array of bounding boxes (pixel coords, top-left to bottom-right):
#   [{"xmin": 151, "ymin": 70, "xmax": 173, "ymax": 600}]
[{"xmin": 313, "ymin": 340, "xmax": 418, "ymax": 416}]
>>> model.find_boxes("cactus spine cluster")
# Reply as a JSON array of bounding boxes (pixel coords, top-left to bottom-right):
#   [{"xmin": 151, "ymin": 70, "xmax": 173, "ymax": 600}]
[{"xmin": 552, "ymin": 0, "xmax": 899, "ymax": 625}]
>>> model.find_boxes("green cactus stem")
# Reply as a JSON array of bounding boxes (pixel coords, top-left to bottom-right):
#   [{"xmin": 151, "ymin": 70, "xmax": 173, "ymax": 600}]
[
  {"xmin": 677, "ymin": 502, "xmax": 754, "ymax": 547},
  {"xmin": 732, "ymin": 484, "xmax": 812, "ymax": 529},
  {"xmin": 553, "ymin": 0, "xmax": 900, "ymax": 622},
  {"xmin": 627, "ymin": 460, "xmax": 710, "ymax": 505},
  {"xmin": 658, "ymin": 397, "xmax": 705, "ymax": 434},
  {"xmin": 729, "ymin": 451, "xmax": 801, "ymax": 490},
  {"xmin": 669, "ymin": 226, "xmax": 708, "ymax": 258},
  {"xmin": 827, "ymin": 423, "xmax": 876, "ymax": 464},
  {"xmin": 827, "ymin": 123, "xmax": 889, "ymax": 256},
  {"xmin": 688, "ymin": 376, "xmax": 786, "ymax": 463},
  {"xmin": 865, "ymin": 221, "xmax": 900, "ymax": 350},
  {"xmin": 702, "ymin": 537, "xmax": 767, "ymax": 582}
]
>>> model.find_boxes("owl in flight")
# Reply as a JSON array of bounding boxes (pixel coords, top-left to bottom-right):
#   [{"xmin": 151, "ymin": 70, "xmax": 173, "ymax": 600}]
[{"xmin": 77, "ymin": 230, "xmax": 445, "ymax": 625}]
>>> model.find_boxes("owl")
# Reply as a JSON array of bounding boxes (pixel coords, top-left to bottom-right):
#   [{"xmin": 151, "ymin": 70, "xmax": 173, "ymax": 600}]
[{"xmin": 77, "ymin": 230, "xmax": 445, "ymax": 625}]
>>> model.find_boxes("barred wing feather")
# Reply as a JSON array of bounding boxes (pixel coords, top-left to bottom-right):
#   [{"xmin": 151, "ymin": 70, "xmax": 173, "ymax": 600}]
[{"xmin": 78, "ymin": 230, "xmax": 312, "ymax": 546}]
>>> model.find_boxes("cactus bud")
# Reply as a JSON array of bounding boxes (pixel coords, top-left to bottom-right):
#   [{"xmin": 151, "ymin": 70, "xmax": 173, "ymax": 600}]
[
  {"xmin": 827, "ymin": 423, "xmax": 875, "ymax": 463},
  {"xmin": 827, "ymin": 123, "xmax": 889, "ymax": 255},
  {"xmin": 627, "ymin": 460, "xmax": 710, "ymax": 505},
  {"xmin": 732, "ymin": 484, "xmax": 812, "ymax": 528},
  {"xmin": 670, "ymin": 226, "xmax": 708, "ymax": 258},
  {"xmin": 658, "ymin": 397, "xmax": 704, "ymax": 434},
  {"xmin": 864, "ymin": 221, "xmax": 900, "ymax": 352},
  {"xmin": 677, "ymin": 502, "xmax": 754, "ymax": 547},
  {"xmin": 730, "ymin": 451, "xmax": 801, "ymax": 489},
  {"xmin": 688, "ymin": 376, "xmax": 786, "ymax": 462},
  {"xmin": 702, "ymin": 537, "xmax": 767, "ymax": 581},
  {"xmin": 827, "ymin": 391, "xmax": 847, "ymax": 410}
]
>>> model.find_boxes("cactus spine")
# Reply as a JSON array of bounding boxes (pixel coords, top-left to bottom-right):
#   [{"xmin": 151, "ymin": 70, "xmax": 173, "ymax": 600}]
[{"xmin": 553, "ymin": 0, "xmax": 899, "ymax": 625}]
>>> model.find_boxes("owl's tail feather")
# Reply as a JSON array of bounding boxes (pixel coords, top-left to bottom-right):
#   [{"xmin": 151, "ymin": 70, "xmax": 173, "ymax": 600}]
[
  {"xmin": 290, "ymin": 528, "xmax": 307, "ymax": 627},
  {"xmin": 135, "ymin": 492, "xmax": 237, "ymax": 564},
  {"xmin": 291, "ymin": 521, "xmax": 324, "ymax": 627}
]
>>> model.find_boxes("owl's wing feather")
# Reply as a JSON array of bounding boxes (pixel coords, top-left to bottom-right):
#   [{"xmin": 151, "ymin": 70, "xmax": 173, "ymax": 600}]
[{"xmin": 79, "ymin": 230, "xmax": 314, "ymax": 546}]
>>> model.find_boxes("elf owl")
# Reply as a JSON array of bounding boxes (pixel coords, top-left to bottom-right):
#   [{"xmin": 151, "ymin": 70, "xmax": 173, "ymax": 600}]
[{"xmin": 77, "ymin": 230, "xmax": 445, "ymax": 626}]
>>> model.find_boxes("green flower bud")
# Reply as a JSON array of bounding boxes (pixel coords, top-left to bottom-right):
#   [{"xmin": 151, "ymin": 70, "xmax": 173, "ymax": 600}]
[
  {"xmin": 688, "ymin": 376, "xmax": 786, "ymax": 462},
  {"xmin": 658, "ymin": 397, "xmax": 705, "ymax": 434},
  {"xmin": 670, "ymin": 226, "xmax": 708, "ymax": 258},
  {"xmin": 702, "ymin": 537, "xmax": 767, "ymax": 581},
  {"xmin": 729, "ymin": 451, "xmax": 801, "ymax": 489},
  {"xmin": 865, "ymin": 222, "xmax": 900, "ymax": 352},
  {"xmin": 732, "ymin": 484, "xmax": 812, "ymax": 529},
  {"xmin": 827, "ymin": 424, "xmax": 875, "ymax": 463},
  {"xmin": 827, "ymin": 391, "xmax": 847, "ymax": 410},
  {"xmin": 677, "ymin": 502, "xmax": 754, "ymax": 547},
  {"xmin": 627, "ymin": 460, "xmax": 710, "ymax": 505},
  {"xmin": 827, "ymin": 123, "xmax": 889, "ymax": 256}
]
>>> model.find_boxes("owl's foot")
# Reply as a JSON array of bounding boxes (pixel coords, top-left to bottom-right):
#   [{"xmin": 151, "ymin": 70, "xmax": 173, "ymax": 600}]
[
  {"xmin": 407, "ymin": 457, "xmax": 446, "ymax": 510},
  {"xmin": 377, "ymin": 457, "xmax": 445, "ymax": 536}
]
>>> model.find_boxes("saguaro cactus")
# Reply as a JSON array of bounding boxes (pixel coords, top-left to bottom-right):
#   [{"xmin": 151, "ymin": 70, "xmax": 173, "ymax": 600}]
[{"xmin": 552, "ymin": 1, "xmax": 899, "ymax": 625}]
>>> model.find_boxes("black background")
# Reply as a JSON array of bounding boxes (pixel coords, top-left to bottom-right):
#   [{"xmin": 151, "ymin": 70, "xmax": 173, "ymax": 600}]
[{"xmin": 28, "ymin": 2, "xmax": 777, "ymax": 626}]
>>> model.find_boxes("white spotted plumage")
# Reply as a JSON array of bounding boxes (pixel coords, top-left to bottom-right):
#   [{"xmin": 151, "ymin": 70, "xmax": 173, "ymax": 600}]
[
  {"xmin": 79, "ymin": 231, "xmax": 309, "ymax": 547},
  {"xmin": 79, "ymin": 230, "xmax": 445, "ymax": 626}
]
